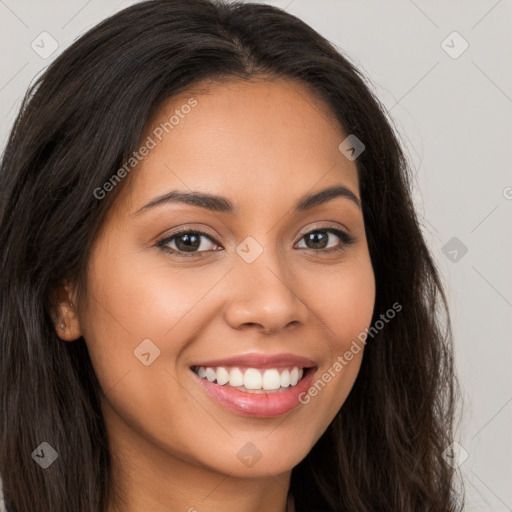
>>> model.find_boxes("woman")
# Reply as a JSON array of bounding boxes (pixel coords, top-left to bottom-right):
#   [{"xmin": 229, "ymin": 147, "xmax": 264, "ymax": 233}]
[{"xmin": 0, "ymin": 0, "xmax": 464, "ymax": 510}]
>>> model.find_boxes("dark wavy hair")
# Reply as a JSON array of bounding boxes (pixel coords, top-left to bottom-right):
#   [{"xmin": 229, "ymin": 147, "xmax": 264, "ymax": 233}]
[{"xmin": 0, "ymin": 0, "xmax": 464, "ymax": 510}]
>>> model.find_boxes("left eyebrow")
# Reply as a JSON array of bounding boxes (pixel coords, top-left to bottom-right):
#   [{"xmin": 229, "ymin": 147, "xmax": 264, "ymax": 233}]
[
  {"xmin": 132, "ymin": 184, "xmax": 361, "ymax": 216},
  {"xmin": 295, "ymin": 185, "xmax": 361, "ymax": 211}
]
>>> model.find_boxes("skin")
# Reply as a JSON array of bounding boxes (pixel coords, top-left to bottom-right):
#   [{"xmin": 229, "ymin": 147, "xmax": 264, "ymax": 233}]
[{"xmin": 54, "ymin": 77, "xmax": 376, "ymax": 512}]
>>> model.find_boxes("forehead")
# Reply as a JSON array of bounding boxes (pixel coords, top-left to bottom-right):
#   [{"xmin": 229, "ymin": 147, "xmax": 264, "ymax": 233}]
[{"xmin": 118, "ymin": 77, "xmax": 359, "ymax": 215}]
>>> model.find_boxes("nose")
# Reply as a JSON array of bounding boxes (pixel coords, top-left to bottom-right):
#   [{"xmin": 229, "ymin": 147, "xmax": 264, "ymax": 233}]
[{"xmin": 222, "ymin": 253, "xmax": 310, "ymax": 335}]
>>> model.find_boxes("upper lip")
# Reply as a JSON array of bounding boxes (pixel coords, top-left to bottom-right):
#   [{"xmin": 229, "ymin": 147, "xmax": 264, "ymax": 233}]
[{"xmin": 190, "ymin": 352, "xmax": 317, "ymax": 369}]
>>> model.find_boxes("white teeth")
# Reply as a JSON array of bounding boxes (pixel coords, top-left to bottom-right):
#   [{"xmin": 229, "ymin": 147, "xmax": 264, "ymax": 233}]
[
  {"xmin": 216, "ymin": 366, "xmax": 230, "ymax": 385},
  {"xmin": 193, "ymin": 365, "xmax": 306, "ymax": 391},
  {"xmin": 205, "ymin": 367, "xmax": 216, "ymax": 382},
  {"xmin": 244, "ymin": 368, "xmax": 262, "ymax": 390},
  {"xmin": 229, "ymin": 367, "xmax": 244, "ymax": 387},
  {"xmin": 262, "ymin": 369, "xmax": 281, "ymax": 390},
  {"xmin": 290, "ymin": 367, "xmax": 299, "ymax": 386},
  {"xmin": 280, "ymin": 369, "xmax": 291, "ymax": 387}
]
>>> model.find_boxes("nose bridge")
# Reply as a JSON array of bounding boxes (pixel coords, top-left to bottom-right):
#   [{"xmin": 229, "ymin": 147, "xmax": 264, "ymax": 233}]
[{"xmin": 222, "ymin": 235, "xmax": 309, "ymax": 332}]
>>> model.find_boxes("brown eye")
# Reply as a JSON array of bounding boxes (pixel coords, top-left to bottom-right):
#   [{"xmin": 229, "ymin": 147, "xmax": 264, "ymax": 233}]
[
  {"xmin": 156, "ymin": 229, "xmax": 221, "ymax": 256},
  {"xmin": 295, "ymin": 228, "xmax": 356, "ymax": 253}
]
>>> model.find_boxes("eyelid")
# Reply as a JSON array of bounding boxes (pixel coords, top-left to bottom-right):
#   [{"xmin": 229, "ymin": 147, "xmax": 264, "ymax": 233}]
[
  {"xmin": 296, "ymin": 221, "xmax": 351, "ymax": 238},
  {"xmin": 295, "ymin": 224, "xmax": 357, "ymax": 250},
  {"xmin": 155, "ymin": 222, "xmax": 356, "ymax": 256},
  {"xmin": 155, "ymin": 227, "xmax": 220, "ymax": 251}
]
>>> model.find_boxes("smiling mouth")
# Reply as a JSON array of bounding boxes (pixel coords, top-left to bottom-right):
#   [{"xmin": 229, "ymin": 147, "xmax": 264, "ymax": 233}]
[{"xmin": 191, "ymin": 365, "xmax": 310, "ymax": 393}]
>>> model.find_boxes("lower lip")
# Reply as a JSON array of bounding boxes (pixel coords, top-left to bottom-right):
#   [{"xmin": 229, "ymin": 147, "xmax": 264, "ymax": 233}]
[{"xmin": 191, "ymin": 368, "xmax": 316, "ymax": 418}]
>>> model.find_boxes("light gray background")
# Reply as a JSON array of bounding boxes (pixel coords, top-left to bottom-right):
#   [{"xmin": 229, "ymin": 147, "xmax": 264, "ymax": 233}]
[{"xmin": 1, "ymin": 1, "xmax": 511, "ymax": 510}]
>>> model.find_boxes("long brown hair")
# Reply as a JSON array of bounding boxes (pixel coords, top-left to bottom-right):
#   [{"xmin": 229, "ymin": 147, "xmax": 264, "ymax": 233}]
[{"xmin": 0, "ymin": 0, "xmax": 463, "ymax": 510}]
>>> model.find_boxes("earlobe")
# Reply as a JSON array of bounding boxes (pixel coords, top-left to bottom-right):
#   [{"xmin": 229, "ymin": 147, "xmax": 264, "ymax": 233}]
[
  {"xmin": 51, "ymin": 281, "xmax": 82, "ymax": 342},
  {"xmin": 55, "ymin": 302, "xmax": 82, "ymax": 341}
]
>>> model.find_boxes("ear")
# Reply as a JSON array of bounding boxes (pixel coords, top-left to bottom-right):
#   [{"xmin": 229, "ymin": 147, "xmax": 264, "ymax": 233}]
[{"xmin": 50, "ymin": 280, "xmax": 82, "ymax": 342}]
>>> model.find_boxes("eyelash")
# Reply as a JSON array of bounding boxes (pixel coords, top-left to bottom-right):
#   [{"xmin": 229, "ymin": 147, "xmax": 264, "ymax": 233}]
[{"xmin": 155, "ymin": 226, "xmax": 357, "ymax": 258}]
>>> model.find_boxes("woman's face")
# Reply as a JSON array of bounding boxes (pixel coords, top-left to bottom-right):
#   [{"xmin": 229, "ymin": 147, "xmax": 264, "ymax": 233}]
[{"xmin": 74, "ymin": 77, "xmax": 375, "ymax": 478}]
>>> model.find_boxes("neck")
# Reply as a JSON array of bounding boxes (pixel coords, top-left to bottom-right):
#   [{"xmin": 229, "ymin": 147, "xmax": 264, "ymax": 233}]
[{"xmin": 104, "ymin": 400, "xmax": 293, "ymax": 512}]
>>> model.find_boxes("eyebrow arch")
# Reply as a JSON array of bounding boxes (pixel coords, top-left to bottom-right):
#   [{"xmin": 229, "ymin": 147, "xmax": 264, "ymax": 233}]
[{"xmin": 133, "ymin": 184, "xmax": 361, "ymax": 216}]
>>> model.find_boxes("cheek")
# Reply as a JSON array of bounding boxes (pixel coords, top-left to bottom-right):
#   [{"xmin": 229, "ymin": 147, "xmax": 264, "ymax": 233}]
[
  {"xmin": 78, "ymin": 246, "xmax": 217, "ymax": 451},
  {"xmin": 82, "ymin": 234, "xmax": 375, "ymax": 391},
  {"xmin": 82, "ymin": 243, "xmax": 223, "ymax": 343},
  {"xmin": 79, "ymin": 241, "xmax": 234, "ymax": 397},
  {"xmin": 328, "ymin": 263, "xmax": 375, "ymax": 349},
  {"xmin": 301, "ymin": 253, "xmax": 376, "ymax": 350},
  {"xmin": 294, "ymin": 254, "xmax": 375, "ymax": 429}
]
